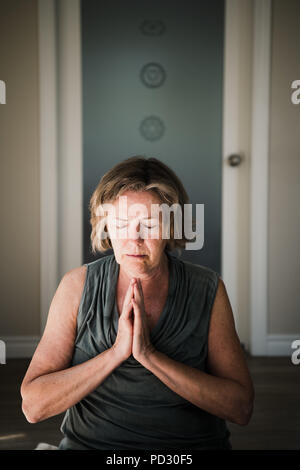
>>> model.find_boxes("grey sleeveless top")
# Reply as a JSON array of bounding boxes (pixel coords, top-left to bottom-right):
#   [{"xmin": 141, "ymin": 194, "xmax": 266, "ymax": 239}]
[{"xmin": 58, "ymin": 251, "xmax": 231, "ymax": 450}]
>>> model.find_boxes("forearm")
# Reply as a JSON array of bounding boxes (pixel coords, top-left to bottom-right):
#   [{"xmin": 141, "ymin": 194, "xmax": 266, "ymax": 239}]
[
  {"xmin": 21, "ymin": 347, "xmax": 123, "ymax": 423},
  {"xmin": 140, "ymin": 350, "xmax": 253, "ymax": 426}
]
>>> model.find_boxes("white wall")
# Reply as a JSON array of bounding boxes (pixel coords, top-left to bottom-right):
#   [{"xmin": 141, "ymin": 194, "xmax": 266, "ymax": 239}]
[
  {"xmin": 268, "ymin": 0, "xmax": 300, "ymax": 336},
  {"xmin": 0, "ymin": 0, "xmax": 40, "ymax": 355}
]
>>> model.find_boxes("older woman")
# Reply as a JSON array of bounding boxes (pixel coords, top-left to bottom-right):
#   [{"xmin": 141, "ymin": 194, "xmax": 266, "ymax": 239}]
[{"xmin": 21, "ymin": 156, "xmax": 254, "ymax": 450}]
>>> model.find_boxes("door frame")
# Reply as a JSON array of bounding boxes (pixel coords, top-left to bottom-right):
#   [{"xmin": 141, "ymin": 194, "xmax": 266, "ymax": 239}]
[
  {"xmin": 38, "ymin": 0, "xmax": 82, "ymax": 332},
  {"xmin": 38, "ymin": 0, "xmax": 59, "ymax": 332},
  {"xmin": 249, "ymin": 0, "xmax": 272, "ymax": 355},
  {"xmin": 38, "ymin": 0, "xmax": 271, "ymax": 355}
]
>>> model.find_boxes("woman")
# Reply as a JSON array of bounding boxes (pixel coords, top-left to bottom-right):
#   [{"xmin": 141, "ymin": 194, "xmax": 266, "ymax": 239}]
[{"xmin": 21, "ymin": 156, "xmax": 254, "ymax": 450}]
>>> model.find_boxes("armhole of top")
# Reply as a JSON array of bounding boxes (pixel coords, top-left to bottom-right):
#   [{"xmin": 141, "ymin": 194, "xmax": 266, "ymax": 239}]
[
  {"xmin": 209, "ymin": 271, "xmax": 221, "ymax": 318},
  {"xmin": 204, "ymin": 270, "xmax": 221, "ymax": 363},
  {"xmin": 75, "ymin": 263, "xmax": 90, "ymax": 338}
]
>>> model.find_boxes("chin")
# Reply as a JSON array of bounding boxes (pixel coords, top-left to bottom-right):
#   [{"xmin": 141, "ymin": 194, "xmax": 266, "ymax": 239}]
[
  {"xmin": 123, "ymin": 255, "xmax": 150, "ymax": 270},
  {"xmin": 125, "ymin": 255, "xmax": 148, "ymax": 265}
]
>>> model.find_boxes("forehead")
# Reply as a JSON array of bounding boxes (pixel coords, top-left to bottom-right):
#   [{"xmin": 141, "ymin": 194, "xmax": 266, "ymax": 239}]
[
  {"xmin": 115, "ymin": 190, "xmax": 161, "ymax": 204},
  {"xmin": 112, "ymin": 191, "xmax": 162, "ymax": 213}
]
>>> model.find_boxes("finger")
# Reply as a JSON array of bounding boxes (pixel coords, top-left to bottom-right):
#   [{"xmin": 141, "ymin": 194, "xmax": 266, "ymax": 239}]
[
  {"xmin": 133, "ymin": 278, "xmax": 143, "ymax": 301},
  {"xmin": 137, "ymin": 279, "xmax": 144, "ymax": 300},
  {"xmin": 132, "ymin": 297, "xmax": 141, "ymax": 313},
  {"xmin": 121, "ymin": 284, "xmax": 134, "ymax": 316},
  {"xmin": 123, "ymin": 281, "xmax": 134, "ymax": 305},
  {"xmin": 121, "ymin": 298, "xmax": 133, "ymax": 319},
  {"xmin": 133, "ymin": 282, "xmax": 142, "ymax": 304},
  {"xmin": 133, "ymin": 284, "xmax": 148, "ymax": 321},
  {"xmin": 132, "ymin": 299, "xmax": 142, "ymax": 325}
]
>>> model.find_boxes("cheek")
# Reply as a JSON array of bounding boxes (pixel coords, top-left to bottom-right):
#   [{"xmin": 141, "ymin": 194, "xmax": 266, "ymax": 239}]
[
  {"xmin": 147, "ymin": 239, "xmax": 165, "ymax": 253},
  {"xmin": 112, "ymin": 240, "xmax": 125, "ymax": 252}
]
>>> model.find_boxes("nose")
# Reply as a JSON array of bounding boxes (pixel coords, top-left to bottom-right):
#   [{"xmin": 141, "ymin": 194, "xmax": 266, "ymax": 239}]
[{"xmin": 127, "ymin": 221, "xmax": 143, "ymax": 240}]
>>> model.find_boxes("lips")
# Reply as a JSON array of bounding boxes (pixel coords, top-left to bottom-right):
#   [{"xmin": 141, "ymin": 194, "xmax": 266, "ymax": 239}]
[{"xmin": 126, "ymin": 254, "xmax": 146, "ymax": 257}]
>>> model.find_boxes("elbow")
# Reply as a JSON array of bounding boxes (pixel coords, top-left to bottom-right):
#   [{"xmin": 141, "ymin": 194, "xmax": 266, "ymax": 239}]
[
  {"xmin": 233, "ymin": 391, "xmax": 255, "ymax": 426},
  {"xmin": 21, "ymin": 385, "xmax": 42, "ymax": 424},
  {"xmin": 235, "ymin": 402, "xmax": 253, "ymax": 426},
  {"xmin": 21, "ymin": 399, "xmax": 41, "ymax": 424}
]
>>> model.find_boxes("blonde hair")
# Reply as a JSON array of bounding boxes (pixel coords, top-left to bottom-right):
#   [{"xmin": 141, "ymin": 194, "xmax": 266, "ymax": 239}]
[{"xmin": 89, "ymin": 155, "xmax": 191, "ymax": 255}]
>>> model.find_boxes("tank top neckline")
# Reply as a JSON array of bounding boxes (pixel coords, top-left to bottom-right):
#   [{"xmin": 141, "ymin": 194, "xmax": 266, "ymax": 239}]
[{"xmin": 111, "ymin": 250, "xmax": 177, "ymax": 339}]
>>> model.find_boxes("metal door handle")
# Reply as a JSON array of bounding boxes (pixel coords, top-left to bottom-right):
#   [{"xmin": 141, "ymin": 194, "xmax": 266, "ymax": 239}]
[{"xmin": 227, "ymin": 154, "xmax": 242, "ymax": 167}]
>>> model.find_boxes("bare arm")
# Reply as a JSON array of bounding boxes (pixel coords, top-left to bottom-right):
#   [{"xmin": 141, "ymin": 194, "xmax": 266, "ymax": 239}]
[
  {"xmin": 20, "ymin": 266, "xmax": 124, "ymax": 423},
  {"xmin": 139, "ymin": 278, "xmax": 255, "ymax": 426}
]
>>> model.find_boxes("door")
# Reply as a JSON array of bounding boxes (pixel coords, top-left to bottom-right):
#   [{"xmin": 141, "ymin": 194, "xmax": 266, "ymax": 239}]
[{"xmin": 81, "ymin": 0, "xmax": 225, "ymax": 272}]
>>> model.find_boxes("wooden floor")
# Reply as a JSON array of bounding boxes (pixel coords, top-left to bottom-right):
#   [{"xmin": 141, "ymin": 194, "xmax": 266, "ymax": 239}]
[{"xmin": 0, "ymin": 356, "xmax": 299, "ymax": 450}]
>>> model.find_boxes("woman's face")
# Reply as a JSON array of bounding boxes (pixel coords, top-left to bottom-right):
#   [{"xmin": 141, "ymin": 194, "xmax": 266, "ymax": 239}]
[{"xmin": 106, "ymin": 190, "xmax": 167, "ymax": 276}]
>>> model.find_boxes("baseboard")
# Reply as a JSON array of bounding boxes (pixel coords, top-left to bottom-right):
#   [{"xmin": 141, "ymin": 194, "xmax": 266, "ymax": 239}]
[
  {"xmin": 0, "ymin": 336, "xmax": 40, "ymax": 359},
  {"xmin": 266, "ymin": 334, "xmax": 300, "ymax": 356}
]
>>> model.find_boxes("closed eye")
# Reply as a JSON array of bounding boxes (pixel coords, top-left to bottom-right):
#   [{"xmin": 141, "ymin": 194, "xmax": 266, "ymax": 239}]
[
  {"xmin": 142, "ymin": 224, "xmax": 158, "ymax": 229},
  {"xmin": 115, "ymin": 223, "xmax": 158, "ymax": 229}
]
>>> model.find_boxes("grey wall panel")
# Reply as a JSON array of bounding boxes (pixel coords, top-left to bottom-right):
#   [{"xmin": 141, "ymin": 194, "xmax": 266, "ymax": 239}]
[{"xmin": 82, "ymin": 0, "xmax": 224, "ymax": 272}]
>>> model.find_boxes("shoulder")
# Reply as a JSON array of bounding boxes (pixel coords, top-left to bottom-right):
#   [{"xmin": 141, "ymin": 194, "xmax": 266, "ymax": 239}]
[
  {"xmin": 168, "ymin": 255, "xmax": 220, "ymax": 315},
  {"xmin": 209, "ymin": 277, "xmax": 232, "ymax": 323},
  {"xmin": 82, "ymin": 253, "xmax": 115, "ymax": 276},
  {"xmin": 60, "ymin": 254, "xmax": 115, "ymax": 302},
  {"xmin": 63, "ymin": 254, "xmax": 114, "ymax": 283},
  {"xmin": 51, "ymin": 265, "xmax": 88, "ymax": 317},
  {"xmin": 64, "ymin": 264, "xmax": 87, "ymax": 284},
  {"xmin": 183, "ymin": 259, "xmax": 219, "ymax": 280},
  {"xmin": 207, "ymin": 276, "xmax": 237, "ymax": 347},
  {"xmin": 62, "ymin": 265, "xmax": 87, "ymax": 294},
  {"xmin": 175, "ymin": 255, "xmax": 220, "ymax": 293}
]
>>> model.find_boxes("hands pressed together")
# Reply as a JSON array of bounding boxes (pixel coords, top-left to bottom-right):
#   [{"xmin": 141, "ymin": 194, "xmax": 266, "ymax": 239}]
[{"xmin": 112, "ymin": 278, "xmax": 156, "ymax": 364}]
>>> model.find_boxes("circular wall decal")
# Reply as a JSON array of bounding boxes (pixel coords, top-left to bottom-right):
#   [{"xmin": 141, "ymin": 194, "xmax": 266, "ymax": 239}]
[
  {"xmin": 140, "ymin": 62, "xmax": 166, "ymax": 88},
  {"xmin": 140, "ymin": 20, "xmax": 166, "ymax": 36},
  {"xmin": 139, "ymin": 116, "xmax": 165, "ymax": 141}
]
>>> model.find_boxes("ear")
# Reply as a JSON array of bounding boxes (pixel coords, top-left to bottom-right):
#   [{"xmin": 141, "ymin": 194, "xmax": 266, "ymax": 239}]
[
  {"xmin": 101, "ymin": 224, "xmax": 111, "ymax": 244},
  {"xmin": 103, "ymin": 216, "xmax": 112, "ymax": 241}
]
